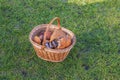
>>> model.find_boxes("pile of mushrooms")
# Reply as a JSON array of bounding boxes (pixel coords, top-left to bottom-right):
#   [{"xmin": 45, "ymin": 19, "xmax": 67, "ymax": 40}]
[{"xmin": 33, "ymin": 28, "xmax": 72, "ymax": 49}]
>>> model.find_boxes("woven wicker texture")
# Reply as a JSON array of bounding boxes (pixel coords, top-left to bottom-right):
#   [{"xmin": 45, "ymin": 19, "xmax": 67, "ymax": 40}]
[{"xmin": 29, "ymin": 17, "xmax": 76, "ymax": 62}]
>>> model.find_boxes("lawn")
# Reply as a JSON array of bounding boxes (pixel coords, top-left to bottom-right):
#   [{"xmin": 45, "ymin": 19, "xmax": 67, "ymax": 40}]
[{"xmin": 0, "ymin": 0, "xmax": 120, "ymax": 80}]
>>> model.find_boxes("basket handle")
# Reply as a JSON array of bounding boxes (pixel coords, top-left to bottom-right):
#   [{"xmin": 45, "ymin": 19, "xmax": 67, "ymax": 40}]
[{"xmin": 43, "ymin": 17, "xmax": 61, "ymax": 46}]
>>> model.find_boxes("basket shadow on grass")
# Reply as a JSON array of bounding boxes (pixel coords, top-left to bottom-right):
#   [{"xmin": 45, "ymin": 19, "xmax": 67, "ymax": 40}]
[{"xmin": 1, "ymin": 0, "xmax": 120, "ymax": 79}]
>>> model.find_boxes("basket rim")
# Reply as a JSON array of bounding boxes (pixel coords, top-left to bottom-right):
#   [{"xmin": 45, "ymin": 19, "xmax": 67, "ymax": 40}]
[{"xmin": 29, "ymin": 24, "xmax": 76, "ymax": 53}]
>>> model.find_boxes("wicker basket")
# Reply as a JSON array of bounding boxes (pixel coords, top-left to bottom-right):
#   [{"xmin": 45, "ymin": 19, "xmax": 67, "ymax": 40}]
[{"xmin": 29, "ymin": 17, "xmax": 76, "ymax": 62}]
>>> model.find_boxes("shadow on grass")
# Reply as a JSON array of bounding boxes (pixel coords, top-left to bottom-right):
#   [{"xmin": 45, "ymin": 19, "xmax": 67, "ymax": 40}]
[{"xmin": 0, "ymin": 0, "xmax": 120, "ymax": 79}]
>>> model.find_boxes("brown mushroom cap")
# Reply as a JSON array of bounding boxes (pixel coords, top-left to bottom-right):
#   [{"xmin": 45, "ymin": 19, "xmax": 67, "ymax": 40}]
[{"xmin": 50, "ymin": 29, "xmax": 66, "ymax": 41}]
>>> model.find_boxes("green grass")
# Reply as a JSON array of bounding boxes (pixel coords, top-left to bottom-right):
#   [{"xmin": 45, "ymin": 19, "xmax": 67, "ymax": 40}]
[{"xmin": 0, "ymin": 0, "xmax": 120, "ymax": 80}]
